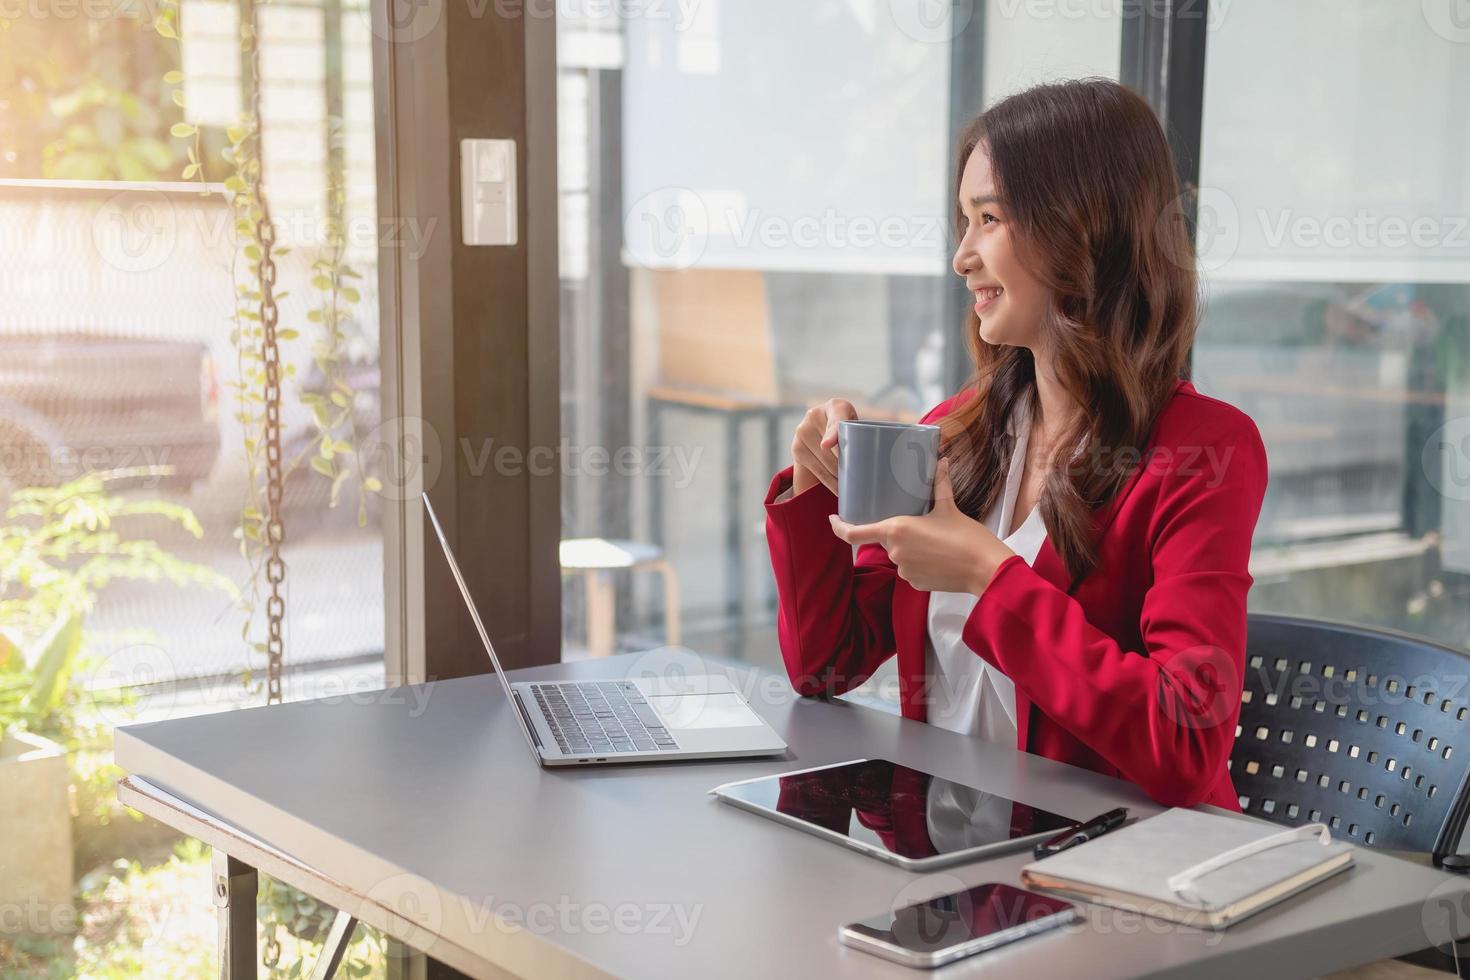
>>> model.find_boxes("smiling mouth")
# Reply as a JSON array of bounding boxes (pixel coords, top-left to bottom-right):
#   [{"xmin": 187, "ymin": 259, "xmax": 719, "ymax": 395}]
[{"xmin": 973, "ymin": 286, "xmax": 1003, "ymax": 313}]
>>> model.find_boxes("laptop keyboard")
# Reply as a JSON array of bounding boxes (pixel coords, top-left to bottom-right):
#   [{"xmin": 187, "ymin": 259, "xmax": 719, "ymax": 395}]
[{"xmin": 532, "ymin": 681, "xmax": 681, "ymax": 756}]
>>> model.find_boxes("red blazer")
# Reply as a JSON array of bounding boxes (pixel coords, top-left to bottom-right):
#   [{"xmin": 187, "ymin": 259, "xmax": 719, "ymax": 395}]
[{"xmin": 763, "ymin": 379, "xmax": 1269, "ymax": 809}]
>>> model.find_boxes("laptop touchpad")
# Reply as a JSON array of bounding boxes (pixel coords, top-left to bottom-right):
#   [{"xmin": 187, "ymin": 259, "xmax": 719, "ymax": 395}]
[{"xmin": 652, "ymin": 693, "xmax": 760, "ymax": 730}]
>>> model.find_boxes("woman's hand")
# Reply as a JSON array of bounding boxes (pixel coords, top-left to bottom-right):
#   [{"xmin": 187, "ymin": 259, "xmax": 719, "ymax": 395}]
[
  {"xmin": 828, "ymin": 457, "xmax": 1017, "ymax": 596},
  {"xmin": 790, "ymin": 397, "xmax": 858, "ymax": 496}
]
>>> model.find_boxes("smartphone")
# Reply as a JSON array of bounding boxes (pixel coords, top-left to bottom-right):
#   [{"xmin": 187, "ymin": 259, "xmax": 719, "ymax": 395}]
[{"xmin": 839, "ymin": 882, "xmax": 1077, "ymax": 969}]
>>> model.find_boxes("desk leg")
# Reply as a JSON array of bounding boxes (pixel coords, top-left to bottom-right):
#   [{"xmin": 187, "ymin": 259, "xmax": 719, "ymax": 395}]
[
  {"xmin": 584, "ymin": 568, "xmax": 616, "ymax": 658},
  {"xmin": 725, "ymin": 413, "xmax": 744, "ymax": 657},
  {"xmin": 309, "ymin": 909, "xmax": 359, "ymax": 980},
  {"xmin": 647, "ymin": 400, "xmax": 664, "ymax": 549},
  {"xmin": 213, "ymin": 849, "xmax": 258, "ymax": 979}
]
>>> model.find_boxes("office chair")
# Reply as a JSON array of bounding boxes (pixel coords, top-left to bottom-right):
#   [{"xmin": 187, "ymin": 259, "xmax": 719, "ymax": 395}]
[
  {"xmin": 1229, "ymin": 612, "xmax": 1470, "ymax": 864},
  {"xmin": 1228, "ymin": 613, "xmax": 1470, "ymax": 973}
]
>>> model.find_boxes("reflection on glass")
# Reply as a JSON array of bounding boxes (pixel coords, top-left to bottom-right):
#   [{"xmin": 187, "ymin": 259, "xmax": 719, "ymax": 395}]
[
  {"xmin": 555, "ymin": 1, "xmax": 1122, "ymax": 663},
  {"xmin": 881, "ymin": 882, "xmax": 1075, "ymax": 954},
  {"xmin": 1191, "ymin": 2, "xmax": 1470, "ymax": 643},
  {"xmin": 722, "ymin": 758, "xmax": 1076, "ymax": 861}
]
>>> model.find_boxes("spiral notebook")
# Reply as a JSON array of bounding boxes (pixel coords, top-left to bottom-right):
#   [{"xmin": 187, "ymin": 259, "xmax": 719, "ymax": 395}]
[{"xmin": 1020, "ymin": 807, "xmax": 1355, "ymax": 929}]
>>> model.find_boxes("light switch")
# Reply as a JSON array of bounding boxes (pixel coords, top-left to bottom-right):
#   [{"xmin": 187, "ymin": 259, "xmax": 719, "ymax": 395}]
[{"xmin": 460, "ymin": 138, "xmax": 517, "ymax": 246}]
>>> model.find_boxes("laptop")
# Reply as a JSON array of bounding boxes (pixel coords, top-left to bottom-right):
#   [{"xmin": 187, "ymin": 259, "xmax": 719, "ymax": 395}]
[{"xmin": 423, "ymin": 493, "xmax": 788, "ymax": 766}]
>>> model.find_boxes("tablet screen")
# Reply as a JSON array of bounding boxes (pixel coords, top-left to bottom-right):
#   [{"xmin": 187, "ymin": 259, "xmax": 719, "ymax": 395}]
[{"xmin": 714, "ymin": 758, "xmax": 1078, "ymax": 861}]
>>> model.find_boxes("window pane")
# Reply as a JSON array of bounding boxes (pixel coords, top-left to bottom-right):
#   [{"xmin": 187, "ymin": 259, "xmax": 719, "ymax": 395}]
[
  {"xmin": 556, "ymin": 2, "xmax": 1120, "ymax": 668},
  {"xmin": 1192, "ymin": 0, "xmax": 1470, "ymax": 640},
  {"xmin": 982, "ymin": 2, "xmax": 1120, "ymax": 100},
  {"xmin": 0, "ymin": 1, "xmax": 389, "ymax": 968}
]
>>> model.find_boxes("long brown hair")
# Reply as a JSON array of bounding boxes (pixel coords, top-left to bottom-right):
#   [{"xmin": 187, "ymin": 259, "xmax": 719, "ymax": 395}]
[{"xmin": 942, "ymin": 78, "xmax": 1197, "ymax": 586}]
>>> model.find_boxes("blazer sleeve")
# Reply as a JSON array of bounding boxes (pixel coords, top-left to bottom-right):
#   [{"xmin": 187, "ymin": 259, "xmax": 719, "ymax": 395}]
[
  {"xmin": 764, "ymin": 468, "xmax": 900, "ymax": 697},
  {"xmin": 961, "ymin": 414, "xmax": 1269, "ymax": 807},
  {"xmin": 763, "ymin": 399, "xmax": 959, "ymax": 698}
]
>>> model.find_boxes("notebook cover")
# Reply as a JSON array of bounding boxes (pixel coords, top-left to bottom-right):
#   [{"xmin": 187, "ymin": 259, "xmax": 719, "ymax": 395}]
[{"xmin": 1019, "ymin": 808, "xmax": 1355, "ymax": 928}]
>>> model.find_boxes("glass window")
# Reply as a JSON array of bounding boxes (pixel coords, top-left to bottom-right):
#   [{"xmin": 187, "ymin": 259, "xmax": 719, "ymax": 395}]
[
  {"xmin": 0, "ymin": 0, "xmax": 390, "ymax": 971},
  {"xmin": 556, "ymin": 1, "xmax": 1121, "ymax": 673},
  {"xmin": 1191, "ymin": 0, "xmax": 1470, "ymax": 641}
]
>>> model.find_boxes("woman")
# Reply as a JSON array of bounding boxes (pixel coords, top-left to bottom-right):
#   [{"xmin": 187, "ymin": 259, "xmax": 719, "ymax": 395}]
[{"xmin": 763, "ymin": 78, "xmax": 1268, "ymax": 810}]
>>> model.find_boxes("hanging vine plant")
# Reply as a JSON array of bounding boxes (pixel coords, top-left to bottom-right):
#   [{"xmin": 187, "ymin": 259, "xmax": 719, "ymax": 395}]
[
  {"xmin": 301, "ymin": 114, "xmax": 380, "ymax": 523},
  {"xmin": 152, "ymin": 2, "xmax": 381, "ymax": 969},
  {"xmin": 153, "ymin": 0, "xmax": 376, "ymax": 702}
]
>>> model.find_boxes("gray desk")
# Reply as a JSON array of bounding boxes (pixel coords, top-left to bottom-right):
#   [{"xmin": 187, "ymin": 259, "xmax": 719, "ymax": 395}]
[{"xmin": 116, "ymin": 649, "xmax": 1470, "ymax": 979}]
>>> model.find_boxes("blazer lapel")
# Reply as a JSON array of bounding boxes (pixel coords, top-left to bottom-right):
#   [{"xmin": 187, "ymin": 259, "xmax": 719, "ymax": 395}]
[
  {"xmin": 1093, "ymin": 379, "xmax": 1191, "ymax": 539},
  {"xmin": 1009, "ymin": 378, "xmax": 1191, "ymax": 749},
  {"xmin": 1044, "ymin": 379, "xmax": 1192, "ymax": 594},
  {"xmin": 901, "ymin": 379, "xmax": 1191, "ymax": 733}
]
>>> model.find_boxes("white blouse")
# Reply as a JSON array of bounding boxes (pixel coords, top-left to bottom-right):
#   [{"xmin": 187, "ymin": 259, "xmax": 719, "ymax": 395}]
[{"xmin": 924, "ymin": 395, "xmax": 1048, "ymax": 746}]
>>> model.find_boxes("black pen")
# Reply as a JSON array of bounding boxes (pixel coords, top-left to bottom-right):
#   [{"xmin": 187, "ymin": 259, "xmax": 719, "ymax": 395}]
[{"xmin": 1033, "ymin": 807, "xmax": 1130, "ymax": 859}]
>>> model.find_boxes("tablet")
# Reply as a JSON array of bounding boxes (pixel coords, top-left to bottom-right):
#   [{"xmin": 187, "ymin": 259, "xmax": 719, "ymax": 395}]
[{"xmin": 709, "ymin": 758, "xmax": 1081, "ymax": 871}]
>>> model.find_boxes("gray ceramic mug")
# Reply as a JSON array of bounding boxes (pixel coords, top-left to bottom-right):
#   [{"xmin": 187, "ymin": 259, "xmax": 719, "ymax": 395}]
[{"xmin": 836, "ymin": 420, "xmax": 941, "ymax": 526}]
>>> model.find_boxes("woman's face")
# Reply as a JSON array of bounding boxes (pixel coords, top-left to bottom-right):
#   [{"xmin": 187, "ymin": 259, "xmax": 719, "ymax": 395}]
[{"xmin": 951, "ymin": 145, "xmax": 1051, "ymax": 353}]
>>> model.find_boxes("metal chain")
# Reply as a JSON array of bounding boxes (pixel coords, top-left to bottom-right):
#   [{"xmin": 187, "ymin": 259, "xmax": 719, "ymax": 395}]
[{"xmin": 247, "ymin": 0, "xmax": 287, "ymax": 705}]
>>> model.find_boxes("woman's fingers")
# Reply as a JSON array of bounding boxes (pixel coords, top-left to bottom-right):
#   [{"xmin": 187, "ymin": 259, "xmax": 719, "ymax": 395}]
[
  {"xmin": 801, "ymin": 428, "xmax": 838, "ymax": 474},
  {"xmin": 829, "ymin": 514, "xmax": 889, "ymax": 547},
  {"xmin": 820, "ymin": 398, "xmax": 859, "ymax": 450},
  {"xmin": 793, "ymin": 435, "xmax": 838, "ymax": 494},
  {"xmin": 790, "ymin": 398, "xmax": 857, "ymax": 496}
]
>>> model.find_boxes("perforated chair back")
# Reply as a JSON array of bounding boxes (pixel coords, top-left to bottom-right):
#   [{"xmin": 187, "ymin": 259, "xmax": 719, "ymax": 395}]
[{"xmin": 1229, "ymin": 613, "xmax": 1470, "ymax": 860}]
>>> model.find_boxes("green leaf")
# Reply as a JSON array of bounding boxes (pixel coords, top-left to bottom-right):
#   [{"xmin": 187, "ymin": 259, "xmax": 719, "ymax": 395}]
[
  {"xmin": 163, "ymin": 70, "xmax": 184, "ymax": 84},
  {"xmin": 171, "ymin": 89, "xmax": 187, "ymax": 108},
  {"xmin": 23, "ymin": 614, "xmax": 83, "ymax": 719},
  {"xmin": 0, "ymin": 631, "xmax": 21, "ymax": 675},
  {"xmin": 134, "ymin": 138, "xmax": 175, "ymax": 171},
  {"xmin": 154, "ymin": 17, "xmax": 178, "ymax": 38},
  {"xmin": 277, "ymin": 328, "xmax": 299, "ymax": 341},
  {"xmin": 181, "ymin": 163, "xmax": 199, "ymax": 180},
  {"xmin": 310, "ymin": 457, "xmax": 335, "ymax": 477},
  {"xmin": 169, "ymin": 122, "xmax": 196, "ymax": 138}
]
